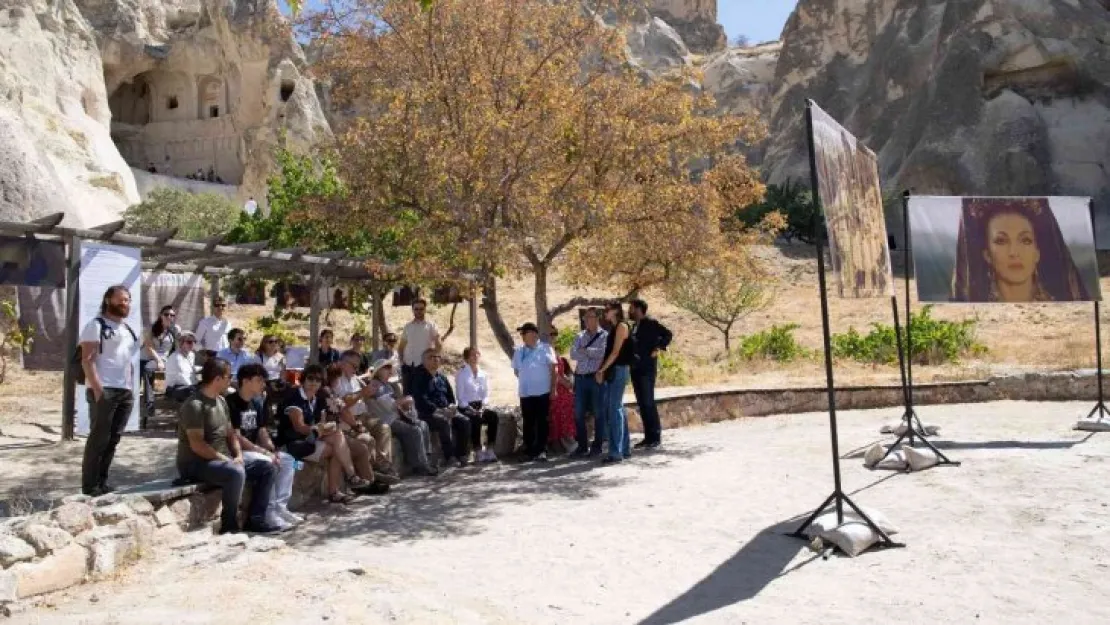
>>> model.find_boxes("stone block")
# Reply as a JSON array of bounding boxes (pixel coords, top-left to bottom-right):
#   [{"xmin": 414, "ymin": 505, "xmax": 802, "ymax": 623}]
[
  {"xmin": 0, "ymin": 569, "xmax": 15, "ymax": 602},
  {"xmin": 78, "ymin": 525, "xmax": 140, "ymax": 579},
  {"xmin": 290, "ymin": 462, "xmax": 327, "ymax": 510},
  {"xmin": 123, "ymin": 494, "xmax": 155, "ymax": 516},
  {"xmin": 51, "ymin": 502, "xmax": 95, "ymax": 535},
  {"xmin": 91, "ymin": 493, "xmax": 122, "ymax": 507},
  {"xmin": 61, "ymin": 494, "xmax": 92, "ymax": 505},
  {"xmin": 152, "ymin": 506, "xmax": 178, "ymax": 528},
  {"xmin": 169, "ymin": 490, "xmax": 223, "ymax": 530},
  {"xmin": 123, "ymin": 516, "xmax": 156, "ymax": 552},
  {"xmin": 93, "ymin": 503, "xmax": 135, "ymax": 526},
  {"xmin": 18, "ymin": 524, "xmax": 73, "ymax": 557},
  {"xmin": 494, "ymin": 411, "xmax": 522, "ymax": 457},
  {"xmin": 0, "ymin": 533, "xmax": 36, "ymax": 567},
  {"xmin": 10, "ymin": 543, "xmax": 88, "ymax": 599}
]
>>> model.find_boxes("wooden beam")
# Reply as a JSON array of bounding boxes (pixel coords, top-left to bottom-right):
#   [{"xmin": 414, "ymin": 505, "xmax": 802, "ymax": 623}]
[
  {"xmin": 93, "ymin": 220, "xmax": 127, "ymax": 238},
  {"xmin": 29, "ymin": 213, "xmax": 66, "ymax": 232},
  {"xmin": 61, "ymin": 236, "xmax": 81, "ymax": 441}
]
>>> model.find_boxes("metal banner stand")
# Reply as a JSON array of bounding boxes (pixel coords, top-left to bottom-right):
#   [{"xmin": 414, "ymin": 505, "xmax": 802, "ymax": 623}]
[
  {"xmin": 789, "ymin": 100, "xmax": 903, "ymax": 549},
  {"xmin": 1086, "ymin": 199, "xmax": 1110, "ymax": 423},
  {"xmin": 873, "ymin": 192, "xmax": 960, "ymax": 467}
]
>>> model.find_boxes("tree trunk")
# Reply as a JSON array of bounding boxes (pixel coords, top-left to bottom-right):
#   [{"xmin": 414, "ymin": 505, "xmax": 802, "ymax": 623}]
[
  {"xmin": 482, "ymin": 277, "xmax": 516, "ymax": 360},
  {"xmin": 374, "ymin": 289, "xmax": 389, "ymax": 344},
  {"xmin": 724, "ymin": 321, "xmax": 733, "ymax": 352},
  {"xmin": 440, "ymin": 302, "xmax": 459, "ymax": 340},
  {"xmin": 533, "ymin": 261, "xmax": 552, "ymax": 336}
]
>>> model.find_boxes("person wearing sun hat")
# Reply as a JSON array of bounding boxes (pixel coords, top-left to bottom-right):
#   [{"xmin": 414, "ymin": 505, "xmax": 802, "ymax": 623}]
[
  {"xmin": 511, "ymin": 322, "xmax": 558, "ymax": 462},
  {"xmin": 365, "ymin": 357, "xmax": 437, "ymax": 476}
]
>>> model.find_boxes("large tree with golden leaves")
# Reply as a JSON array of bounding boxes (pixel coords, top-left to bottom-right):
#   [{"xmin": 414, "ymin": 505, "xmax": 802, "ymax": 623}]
[{"xmin": 304, "ymin": 0, "xmax": 764, "ymax": 356}]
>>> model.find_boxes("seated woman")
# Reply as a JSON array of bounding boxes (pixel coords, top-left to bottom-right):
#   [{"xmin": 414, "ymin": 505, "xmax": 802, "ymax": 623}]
[
  {"xmin": 274, "ymin": 364, "xmax": 383, "ymax": 503},
  {"xmin": 454, "ymin": 347, "xmax": 500, "ymax": 463},
  {"xmin": 365, "ymin": 359, "xmax": 437, "ymax": 476},
  {"xmin": 257, "ymin": 334, "xmax": 286, "ymax": 419},
  {"xmin": 325, "ymin": 361, "xmax": 399, "ymax": 484},
  {"xmin": 317, "ymin": 329, "xmax": 342, "ymax": 367},
  {"xmin": 164, "ymin": 331, "xmax": 199, "ymax": 402},
  {"xmin": 141, "ymin": 305, "xmax": 179, "ymax": 417}
]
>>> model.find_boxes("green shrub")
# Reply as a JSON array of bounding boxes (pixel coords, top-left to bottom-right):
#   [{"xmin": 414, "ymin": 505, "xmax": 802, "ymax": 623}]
[
  {"xmin": 832, "ymin": 305, "xmax": 986, "ymax": 365},
  {"xmin": 732, "ymin": 323, "xmax": 810, "ymax": 363},
  {"xmin": 552, "ymin": 324, "xmax": 578, "ymax": 355},
  {"xmin": 249, "ymin": 314, "xmax": 298, "ymax": 348},
  {"xmin": 657, "ymin": 351, "xmax": 689, "ymax": 386}
]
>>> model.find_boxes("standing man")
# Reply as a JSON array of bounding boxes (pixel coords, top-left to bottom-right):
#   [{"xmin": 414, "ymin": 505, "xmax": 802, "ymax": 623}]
[
  {"xmin": 511, "ymin": 322, "xmax": 557, "ymax": 463},
  {"xmin": 176, "ymin": 358, "xmax": 280, "ymax": 534},
  {"xmin": 569, "ymin": 308, "xmax": 608, "ymax": 457},
  {"xmin": 397, "ymin": 299, "xmax": 441, "ymax": 394},
  {"xmin": 195, "ymin": 297, "xmax": 231, "ymax": 361},
  {"xmin": 628, "ymin": 299, "xmax": 672, "ymax": 449},
  {"xmin": 79, "ymin": 285, "xmax": 140, "ymax": 496}
]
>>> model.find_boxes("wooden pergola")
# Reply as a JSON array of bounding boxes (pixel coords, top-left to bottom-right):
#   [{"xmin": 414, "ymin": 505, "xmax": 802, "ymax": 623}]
[{"xmin": 0, "ymin": 213, "xmax": 479, "ymax": 440}]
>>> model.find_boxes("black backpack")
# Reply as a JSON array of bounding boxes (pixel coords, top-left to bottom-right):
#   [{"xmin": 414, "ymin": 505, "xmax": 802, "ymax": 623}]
[{"xmin": 73, "ymin": 317, "xmax": 138, "ymax": 385}]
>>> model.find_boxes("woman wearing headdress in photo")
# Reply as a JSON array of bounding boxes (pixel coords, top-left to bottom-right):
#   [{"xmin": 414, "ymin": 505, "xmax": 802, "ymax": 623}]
[{"xmin": 951, "ymin": 197, "xmax": 1090, "ymax": 303}]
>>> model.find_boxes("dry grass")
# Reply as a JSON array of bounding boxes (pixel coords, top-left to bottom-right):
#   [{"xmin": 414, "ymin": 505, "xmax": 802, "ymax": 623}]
[{"xmin": 0, "ymin": 244, "xmax": 1103, "ymax": 411}]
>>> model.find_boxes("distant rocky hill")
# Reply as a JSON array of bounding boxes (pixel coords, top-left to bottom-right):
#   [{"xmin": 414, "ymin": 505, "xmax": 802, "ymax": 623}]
[{"xmin": 0, "ymin": 0, "xmax": 329, "ymax": 227}]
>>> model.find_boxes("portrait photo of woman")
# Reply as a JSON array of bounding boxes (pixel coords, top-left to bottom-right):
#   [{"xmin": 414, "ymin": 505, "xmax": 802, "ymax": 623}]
[{"xmin": 909, "ymin": 195, "xmax": 1101, "ymax": 304}]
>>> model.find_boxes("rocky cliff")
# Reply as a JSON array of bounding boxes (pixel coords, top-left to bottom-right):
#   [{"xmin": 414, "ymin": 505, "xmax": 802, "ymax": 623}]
[
  {"xmin": 763, "ymin": 0, "xmax": 1110, "ymax": 242},
  {"xmin": 0, "ymin": 0, "xmax": 330, "ymax": 227}
]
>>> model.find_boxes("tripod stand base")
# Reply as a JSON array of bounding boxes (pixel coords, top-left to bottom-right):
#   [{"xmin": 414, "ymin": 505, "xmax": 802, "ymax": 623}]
[
  {"xmin": 787, "ymin": 490, "xmax": 905, "ymax": 553},
  {"xmin": 1076, "ymin": 402, "xmax": 1110, "ymax": 431},
  {"xmin": 874, "ymin": 408, "xmax": 961, "ymax": 468}
]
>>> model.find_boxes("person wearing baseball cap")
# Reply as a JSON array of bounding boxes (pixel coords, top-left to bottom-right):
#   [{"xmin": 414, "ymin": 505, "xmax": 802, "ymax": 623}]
[{"xmin": 511, "ymin": 322, "xmax": 558, "ymax": 462}]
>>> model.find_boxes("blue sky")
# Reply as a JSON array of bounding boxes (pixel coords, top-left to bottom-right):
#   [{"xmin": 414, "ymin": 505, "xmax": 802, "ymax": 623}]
[
  {"xmin": 719, "ymin": 1, "xmax": 795, "ymax": 45},
  {"xmin": 283, "ymin": 1, "xmax": 795, "ymax": 45}
]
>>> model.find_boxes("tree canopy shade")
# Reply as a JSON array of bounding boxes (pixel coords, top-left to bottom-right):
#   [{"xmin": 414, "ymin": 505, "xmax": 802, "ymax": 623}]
[{"xmin": 303, "ymin": 0, "xmax": 765, "ymax": 356}]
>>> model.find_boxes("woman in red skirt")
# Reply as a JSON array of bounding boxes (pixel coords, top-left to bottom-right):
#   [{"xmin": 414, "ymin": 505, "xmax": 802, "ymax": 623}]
[{"xmin": 548, "ymin": 325, "xmax": 579, "ymax": 455}]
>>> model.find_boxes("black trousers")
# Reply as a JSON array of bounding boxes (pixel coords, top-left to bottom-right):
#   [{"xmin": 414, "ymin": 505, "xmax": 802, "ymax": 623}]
[
  {"xmin": 420, "ymin": 410, "xmax": 470, "ymax": 460},
  {"xmin": 401, "ymin": 364, "xmax": 417, "ymax": 396},
  {"xmin": 82, "ymin": 387, "xmax": 134, "ymax": 494},
  {"xmin": 520, "ymin": 394, "xmax": 550, "ymax": 458},
  {"xmin": 459, "ymin": 404, "xmax": 499, "ymax": 451},
  {"xmin": 631, "ymin": 363, "xmax": 662, "ymax": 443}
]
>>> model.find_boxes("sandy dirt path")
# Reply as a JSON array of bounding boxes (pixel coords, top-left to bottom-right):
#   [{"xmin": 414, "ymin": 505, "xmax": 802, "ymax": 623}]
[{"xmin": 9, "ymin": 401, "xmax": 1110, "ymax": 624}]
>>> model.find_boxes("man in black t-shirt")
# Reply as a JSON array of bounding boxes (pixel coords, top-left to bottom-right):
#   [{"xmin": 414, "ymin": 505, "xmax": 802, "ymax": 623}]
[{"xmin": 228, "ymin": 364, "xmax": 301, "ymax": 528}]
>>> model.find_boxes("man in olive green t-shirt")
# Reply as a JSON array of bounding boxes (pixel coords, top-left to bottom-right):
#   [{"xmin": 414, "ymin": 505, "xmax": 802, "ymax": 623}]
[{"xmin": 176, "ymin": 358, "xmax": 280, "ymax": 534}]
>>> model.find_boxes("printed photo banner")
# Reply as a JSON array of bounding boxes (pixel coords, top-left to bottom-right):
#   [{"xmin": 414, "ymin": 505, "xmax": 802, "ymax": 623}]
[
  {"xmin": 76, "ymin": 240, "xmax": 143, "ymax": 436},
  {"xmin": 809, "ymin": 101, "xmax": 894, "ymax": 299},
  {"xmin": 908, "ymin": 196, "xmax": 1101, "ymax": 303}
]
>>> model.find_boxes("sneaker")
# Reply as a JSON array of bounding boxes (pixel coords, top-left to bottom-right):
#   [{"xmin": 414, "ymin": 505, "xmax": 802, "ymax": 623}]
[
  {"xmin": 455, "ymin": 457, "xmax": 468, "ymax": 468},
  {"xmin": 601, "ymin": 456, "xmax": 623, "ymax": 465},
  {"xmin": 354, "ymin": 482, "xmax": 390, "ymax": 496},
  {"xmin": 646, "ymin": 441, "xmax": 661, "ymax": 449},
  {"xmin": 534, "ymin": 452, "xmax": 549, "ymax": 463},
  {"xmin": 588, "ymin": 445, "xmax": 603, "ymax": 457},
  {"xmin": 564, "ymin": 440, "xmax": 579, "ymax": 455},
  {"xmin": 570, "ymin": 447, "xmax": 590, "ymax": 459},
  {"xmin": 278, "ymin": 508, "xmax": 304, "ymax": 525},
  {"xmin": 264, "ymin": 514, "xmax": 294, "ymax": 532},
  {"xmin": 483, "ymin": 450, "xmax": 498, "ymax": 463},
  {"xmin": 633, "ymin": 440, "xmax": 651, "ymax": 449}
]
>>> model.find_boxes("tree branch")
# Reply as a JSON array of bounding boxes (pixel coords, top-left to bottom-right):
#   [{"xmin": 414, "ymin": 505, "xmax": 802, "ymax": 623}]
[{"xmin": 547, "ymin": 284, "xmax": 641, "ymax": 318}]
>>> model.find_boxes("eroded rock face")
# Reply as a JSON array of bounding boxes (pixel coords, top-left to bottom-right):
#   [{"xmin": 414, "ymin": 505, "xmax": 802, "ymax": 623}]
[
  {"xmin": 77, "ymin": 0, "xmax": 331, "ymax": 208},
  {"xmin": 0, "ymin": 0, "xmax": 140, "ymax": 226},
  {"xmin": 0, "ymin": 0, "xmax": 330, "ymax": 227},
  {"xmin": 648, "ymin": 0, "xmax": 725, "ymax": 53},
  {"xmin": 763, "ymin": 0, "xmax": 1110, "ymax": 243}
]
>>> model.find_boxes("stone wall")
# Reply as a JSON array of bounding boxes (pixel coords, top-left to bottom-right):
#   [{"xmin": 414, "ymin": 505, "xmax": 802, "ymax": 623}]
[{"xmin": 623, "ymin": 371, "xmax": 1105, "ymax": 433}]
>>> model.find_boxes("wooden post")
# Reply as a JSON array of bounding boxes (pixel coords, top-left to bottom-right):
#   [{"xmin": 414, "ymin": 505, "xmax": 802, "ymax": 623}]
[
  {"xmin": 468, "ymin": 282, "xmax": 478, "ymax": 350},
  {"xmin": 309, "ymin": 267, "xmax": 322, "ymax": 364},
  {"xmin": 61, "ymin": 236, "xmax": 81, "ymax": 441},
  {"xmin": 209, "ymin": 275, "xmax": 221, "ymax": 308},
  {"xmin": 370, "ymin": 282, "xmax": 382, "ymax": 351}
]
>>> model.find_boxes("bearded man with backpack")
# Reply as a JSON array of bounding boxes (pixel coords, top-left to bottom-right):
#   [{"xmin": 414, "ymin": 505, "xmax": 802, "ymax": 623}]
[{"xmin": 77, "ymin": 285, "xmax": 140, "ymax": 496}]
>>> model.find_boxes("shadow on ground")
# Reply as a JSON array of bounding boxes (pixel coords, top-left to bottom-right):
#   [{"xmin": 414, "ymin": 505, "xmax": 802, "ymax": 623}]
[
  {"xmin": 636, "ymin": 472, "xmax": 901, "ymax": 625},
  {"xmin": 289, "ymin": 443, "xmax": 716, "ymax": 548}
]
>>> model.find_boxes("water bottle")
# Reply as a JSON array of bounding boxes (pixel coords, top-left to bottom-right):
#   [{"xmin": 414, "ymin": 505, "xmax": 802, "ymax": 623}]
[{"xmin": 294, "ymin": 460, "xmax": 304, "ymax": 472}]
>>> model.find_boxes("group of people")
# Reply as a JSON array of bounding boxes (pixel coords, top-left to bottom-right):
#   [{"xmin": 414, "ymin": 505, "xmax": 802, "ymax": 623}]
[{"xmin": 77, "ymin": 285, "xmax": 672, "ymax": 535}]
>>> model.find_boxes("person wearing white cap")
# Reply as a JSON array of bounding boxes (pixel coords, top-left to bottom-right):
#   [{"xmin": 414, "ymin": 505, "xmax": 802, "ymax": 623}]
[
  {"xmin": 165, "ymin": 331, "xmax": 199, "ymax": 402},
  {"xmin": 365, "ymin": 359, "xmax": 437, "ymax": 476}
]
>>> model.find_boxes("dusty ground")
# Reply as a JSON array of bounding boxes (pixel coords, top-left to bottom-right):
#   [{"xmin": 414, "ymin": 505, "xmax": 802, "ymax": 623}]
[{"xmin": 7, "ymin": 401, "xmax": 1110, "ymax": 624}]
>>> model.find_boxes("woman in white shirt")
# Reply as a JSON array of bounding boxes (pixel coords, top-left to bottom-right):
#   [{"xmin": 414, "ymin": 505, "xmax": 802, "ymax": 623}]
[
  {"xmin": 142, "ymin": 306, "xmax": 180, "ymax": 416},
  {"xmin": 164, "ymin": 331, "xmax": 198, "ymax": 402},
  {"xmin": 257, "ymin": 334, "xmax": 286, "ymax": 382},
  {"xmin": 455, "ymin": 347, "xmax": 499, "ymax": 462}
]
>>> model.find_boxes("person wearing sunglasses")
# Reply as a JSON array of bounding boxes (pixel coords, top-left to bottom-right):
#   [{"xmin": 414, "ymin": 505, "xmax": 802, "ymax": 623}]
[
  {"xmin": 216, "ymin": 328, "xmax": 258, "ymax": 378},
  {"xmin": 276, "ymin": 364, "xmax": 383, "ymax": 503},
  {"xmin": 195, "ymin": 297, "xmax": 231, "ymax": 361},
  {"xmin": 165, "ymin": 331, "xmax": 199, "ymax": 402},
  {"xmin": 140, "ymin": 305, "xmax": 180, "ymax": 419}
]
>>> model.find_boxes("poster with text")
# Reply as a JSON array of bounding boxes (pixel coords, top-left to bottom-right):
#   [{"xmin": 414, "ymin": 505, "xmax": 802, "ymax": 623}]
[
  {"xmin": 76, "ymin": 241, "xmax": 143, "ymax": 436},
  {"xmin": 909, "ymin": 196, "xmax": 1100, "ymax": 303},
  {"xmin": 809, "ymin": 102, "xmax": 893, "ymax": 298}
]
